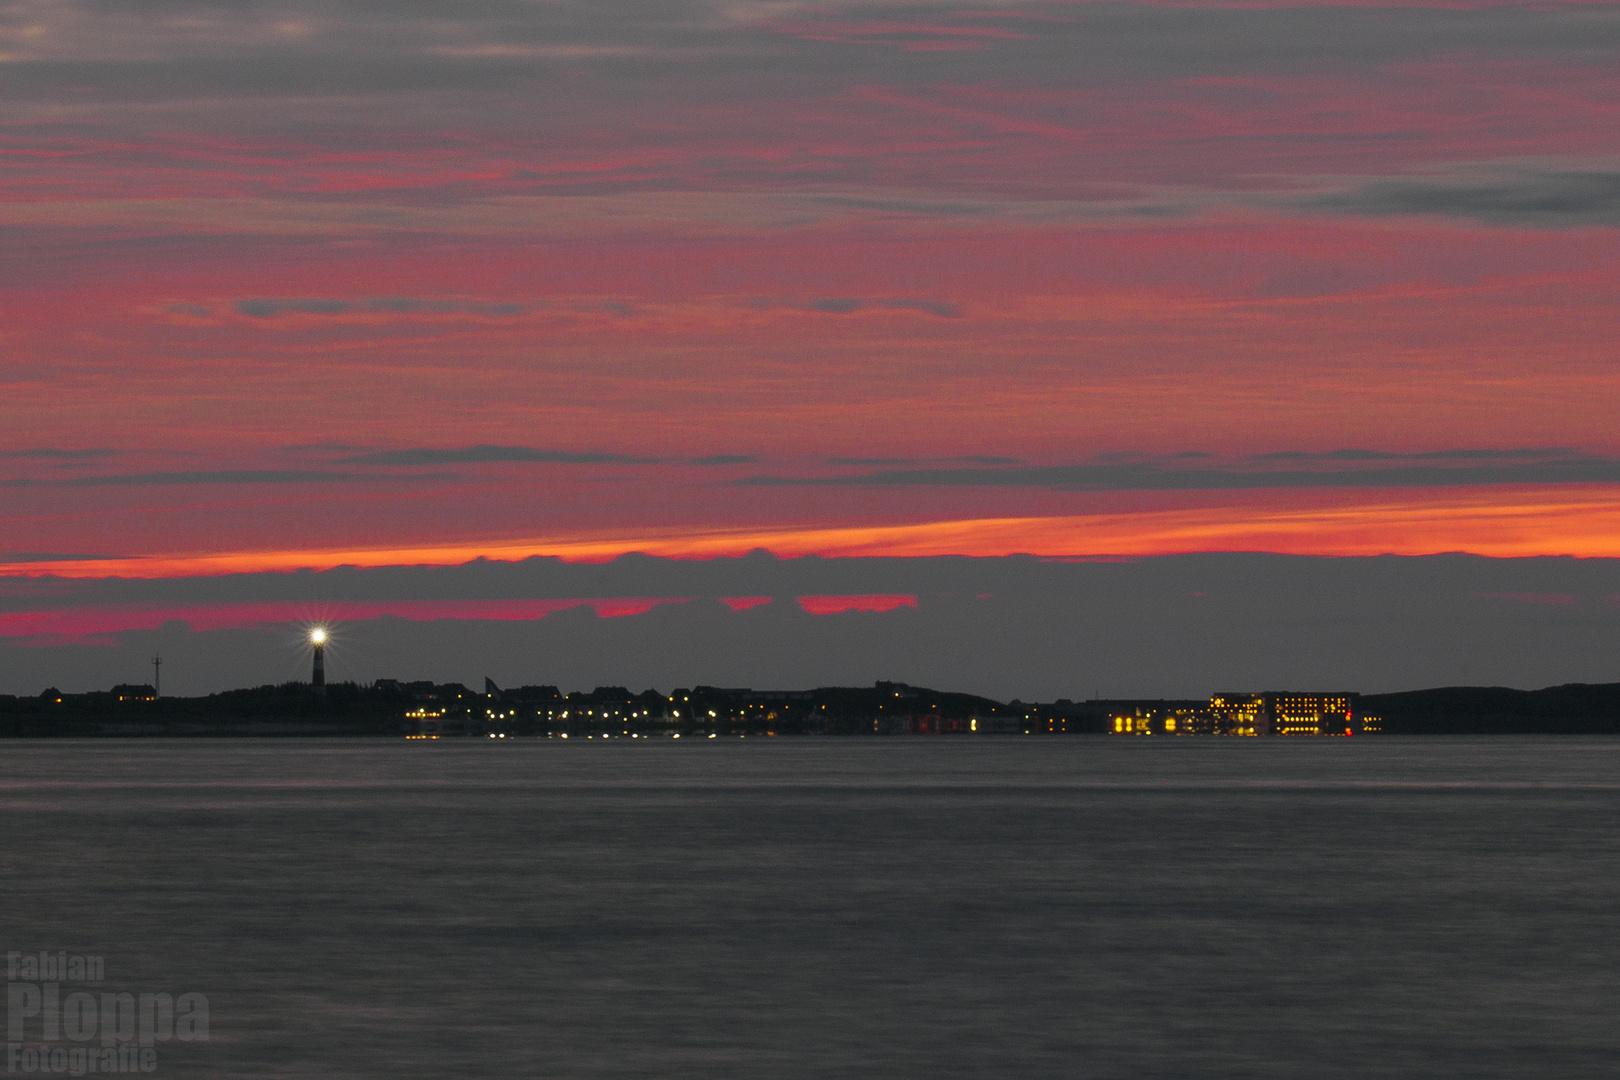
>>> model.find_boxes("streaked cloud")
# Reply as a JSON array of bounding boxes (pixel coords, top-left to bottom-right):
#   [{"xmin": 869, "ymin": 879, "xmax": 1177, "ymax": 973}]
[
  {"xmin": 807, "ymin": 297, "xmax": 961, "ymax": 317},
  {"xmin": 235, "ymin": 298, "xmax": 353, "ymax": 318},
  {"xmin": 4, "ymin": 469, "xmax": 365, "ymax": 487},
  {"xmin": 827, "ymin": 455, "xmax": 1021, "ymax": 466},
  {"xmin": 1251, "ymin": 448, "xmax": 1581, "ymax": 463},
  {"xmin": 3, "ymin": 2, "xmax": 1617, "ymax": 116},
  {"xmin": 16, "ymin": 168, "xmax": 1619, "ymax": 241},
  {"xmin": 0, "ymin": 448, "xmax": 116, "ymax": 460},
  {"xmin": 689, "ymin": 454, "xmax": 757, "ymax": 466},
  {"xmin": 340, "ymin": 446, "xmax": 652, "ymax": 466},
  {"xmin": 234, "ymin": 298, "xmax": 529, "ymax": 318},
  {"xmin": 337, "ymin": 447, "xmax": 759, "ymax": 468},
  {"xmin": 1306, "ymin": 165, "xmax": 1620, "ymax": 228},
  {"xmin": 0, "ymin": 552, "xmax": 128, "ymax": 563},
  {"xmin": 744, "ymin": 449, "xmax": 1620, "ymax": 491}
]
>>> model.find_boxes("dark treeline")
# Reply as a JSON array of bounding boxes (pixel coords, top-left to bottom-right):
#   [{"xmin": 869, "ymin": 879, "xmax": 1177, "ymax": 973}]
[
  {"xmin": 0, "ymin": 680, "xmax": 1057, "ymax": 738},
  {"xmin": 0, "ymin": 681, "xmax": 413, "ymax": 737},
  {"xmin": 3, "ymin": 680, "xmax": 1619, "ymax": 737},
  {"xmin": 1363, "ymin": 683, "xmax": 1620, "ymax": 734}
]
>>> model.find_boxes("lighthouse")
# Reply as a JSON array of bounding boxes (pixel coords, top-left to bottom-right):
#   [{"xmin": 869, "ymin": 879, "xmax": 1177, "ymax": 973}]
[{"xmin": 310, "ymin": 628, "xmax": 327, "ymax": 694}]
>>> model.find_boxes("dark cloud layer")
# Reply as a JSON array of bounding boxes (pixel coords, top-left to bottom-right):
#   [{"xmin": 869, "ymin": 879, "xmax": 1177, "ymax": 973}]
[
  {"xmin": 235, "ymin": 298, "xmax": 353, "ymax": 318},
  {"xmin": 0, "ymin": 448, "xmax": 116, "ymax": 460},
  {"xmin": 3, "ymin": 469, "xmax": 359, "ymax": 487},
  {"xmin": 743, "ymin": 450, "xmax": 1620, "ymax": 491},
  {"xmin": 342, "ymin": 446, "xmax": 650, "ymax": 466},
  {"xmin": 688, "ymin": 454, "xmax": 757, "ymax": 466},
  {"xmin": 1310, "ymin": 168, "xmax": 1620, "ymax": 228},
  {"xmin": 0, "ymin": 552, "xmax": 127, "ymax": 563},
  {"xmin": 0, "ymin": 1, "xmax": 1614, "ymax": 166},
  {"xmin": 1252, "ymin": 448, "xmax": 1578, "ymax": 463},
  {"xmin": 8, "ymin": 448, "xmax": 1603, "ymax": 491},
  {"xmin": 7, "ymin": 553, "xmax": 1620, "ymax": 699},
  {"xmin": 235, "ymin": 298, "xmax": 528, "ymax": 318},
  {"xmin": 809, "ymin": 298, "xmax": 962, "ymax": 317},
  {"xmin": 827, "ymin": 455, "xmax": 1022, "ymax": 467},
  {"xmin": 4, "ymin": 2, "xmax": 1618, "ymax": 111},
  {"xmin": 3, "ymin": 5, "xmax": 1615, "ymax": 233}
]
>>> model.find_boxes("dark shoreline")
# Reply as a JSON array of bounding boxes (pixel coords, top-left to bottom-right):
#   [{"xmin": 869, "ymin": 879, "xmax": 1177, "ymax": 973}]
[{"xmin": 6, "ymin": 681, "xmax": 1620, "ymax": 737}]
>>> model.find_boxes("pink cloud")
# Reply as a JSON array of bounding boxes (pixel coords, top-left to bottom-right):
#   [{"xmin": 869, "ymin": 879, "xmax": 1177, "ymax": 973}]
[
  {"xmin": 720, "ymin": 596, "xmax": 774, "ymax": 611},
  {"xmin": 797, "ymin": 595, "xmax": 919, "ymax": 615}
]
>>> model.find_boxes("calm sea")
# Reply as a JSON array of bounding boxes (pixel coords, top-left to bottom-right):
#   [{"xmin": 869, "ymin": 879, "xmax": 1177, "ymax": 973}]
[{"xmin": 3, "ymin": 737, "xmax": 1618, "ymax": 1078}]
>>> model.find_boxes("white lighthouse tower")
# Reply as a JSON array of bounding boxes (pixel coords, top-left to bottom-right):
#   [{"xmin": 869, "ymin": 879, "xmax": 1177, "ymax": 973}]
[{"xmin": 310, "ymin": 628, "xmax": 327, "ymax": 695}]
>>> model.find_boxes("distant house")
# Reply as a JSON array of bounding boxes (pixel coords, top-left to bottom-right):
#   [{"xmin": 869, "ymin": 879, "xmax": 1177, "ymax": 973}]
[{"xmin": 111, "ymin": 684, "xmax": 157, "ymax": 702}]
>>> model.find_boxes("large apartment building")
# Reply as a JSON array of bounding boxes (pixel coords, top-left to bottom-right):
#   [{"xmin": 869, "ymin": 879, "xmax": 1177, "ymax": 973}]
[{"xmin": 1113, "ymin": 692, "xmax": 1380, "ymax": 736}]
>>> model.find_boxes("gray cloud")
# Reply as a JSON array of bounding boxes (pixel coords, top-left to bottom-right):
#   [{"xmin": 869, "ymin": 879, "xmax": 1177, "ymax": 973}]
[
  {"xmin": 1253, "ymin": 448, "xmax": 1578, "ymax": 463},
  {"xmin": 806, "ymin": 298, "xmax": 961, "ymax": 317},
  {"xmin": 1307, "ymin": 167, "xmax": 1620, "ymax": 227},
  {"xmin": 4, "ymin": 469, "xmax": 362, "ymax": 487},
  {"xmin": 0, "ymin": 552, "xmax": 128, "ymax": 563},
  {"xmin": 9, "ymin": 3, "xmax": 1615, "ymax": 118},
  {"xmin": 828, "ymin": 457, "xmax": 912, "ymax": 466},
  {"xmin": 6, "ymin": 7, "xmax": 1616, "ymax": 235},
  {"xmin": 792, "ymin": 161, "xmax": 1620, "ymax": 231},
  {"xmin": 828, "ymin": 455, "xmax": 1021, "ymax": 466},
  {"xmin": 364, "ymin": 297, "xmax": 527, "ymax": 315},
  {"xmin": 809, "ymin": 298, "xmax": 863, "ymax": 314},
  {"xmin": 688, "ymin": 455, "xmax": 757, "ymax": 466},
  {"xmin": 0, "ymin": 448, "xmax": 116, "ymax": 460},
  {"xmin": 342, "ymin": 445, "xmax": 651, "ymax": 466},
  {"xmin": 235, "ymin": 298, "xmax": 527, "ymax": 318},
  {"xmin": 742, "ymin": 450, "xmax": 1620, "ymax": 491},
  {"xmin": 880, "ymin": 299, "xmax": 961, "ymax": 318},
  {"xmin": 235, "ymin": 299, "xmax": 353, "ymax": 318}
]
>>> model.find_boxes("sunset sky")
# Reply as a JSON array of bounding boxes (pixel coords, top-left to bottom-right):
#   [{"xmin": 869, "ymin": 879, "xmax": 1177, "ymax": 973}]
[{"xmin": 4, "ymin": 1, "xmax": 1619, "ymax": 690}]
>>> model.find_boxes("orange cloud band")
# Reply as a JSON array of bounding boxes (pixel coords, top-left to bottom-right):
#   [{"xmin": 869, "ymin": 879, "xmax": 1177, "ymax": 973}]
[{"xmin": 5, "ymin": 485, "xmax": 1620, "ymax": 580}]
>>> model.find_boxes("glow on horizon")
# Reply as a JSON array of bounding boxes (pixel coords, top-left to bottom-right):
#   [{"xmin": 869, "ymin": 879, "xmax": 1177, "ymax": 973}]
[{"xmin": 7, "ymin": 485, "xmax": 1620, "ymax": 580}]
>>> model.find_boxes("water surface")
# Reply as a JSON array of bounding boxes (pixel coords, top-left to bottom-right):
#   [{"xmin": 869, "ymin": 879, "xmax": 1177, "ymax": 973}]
[{"xmin": 3, "ymin": 737, "xmax": 1617, "ymax": 1078}]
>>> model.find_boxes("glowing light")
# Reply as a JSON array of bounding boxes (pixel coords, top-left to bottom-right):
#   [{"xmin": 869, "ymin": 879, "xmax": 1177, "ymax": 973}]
[{"xmin": 309, "ymin": 628, "xmax": 328, "ymax": 645}]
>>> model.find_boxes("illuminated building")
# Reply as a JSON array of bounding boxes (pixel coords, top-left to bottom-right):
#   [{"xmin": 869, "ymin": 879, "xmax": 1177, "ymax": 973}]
[
  {"xmin": 1211, "ymin": 693, "xmax": 1362, "ymax": 736},
  {"xmin": 111, "ymin": 684, "xmax": 157, "ymax": 703},
  {"xmin": 406, "ymin": 707, "xmax": 482, "ymax": 737},
  {"xmin": 1112, "ymin": 693, "xmax": 1377, "ymax": 736},
  {"xmin": 1110, "ymin": 707, "xmax": 1200, "ymax": 735}
]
